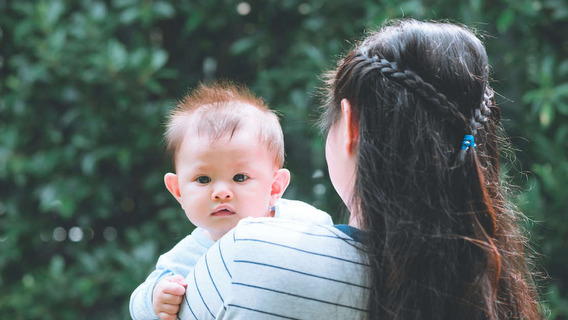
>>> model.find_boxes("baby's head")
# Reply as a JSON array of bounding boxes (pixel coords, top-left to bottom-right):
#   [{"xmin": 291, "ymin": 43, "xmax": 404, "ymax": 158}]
[{"xmin": 163, "ymin": 81, "xmax": 290, "ymax": 240}]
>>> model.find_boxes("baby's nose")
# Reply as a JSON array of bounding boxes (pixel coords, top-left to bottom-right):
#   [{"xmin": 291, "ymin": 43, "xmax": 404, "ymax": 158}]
[{"xmin": 212, "ymin": 185, "xmax": 233, "ymax": 200}]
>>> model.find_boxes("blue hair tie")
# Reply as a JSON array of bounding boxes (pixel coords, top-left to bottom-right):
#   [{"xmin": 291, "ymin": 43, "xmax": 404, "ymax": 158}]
[{"xmin": 461, "ymin": 135, "xmax": 476, "ymax": 150}]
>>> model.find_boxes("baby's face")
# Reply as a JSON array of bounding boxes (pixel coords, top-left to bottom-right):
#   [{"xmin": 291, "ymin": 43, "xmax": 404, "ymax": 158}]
[{"xmin": 174, "ymin": 125, "xmax": 278, "ymax": 240}]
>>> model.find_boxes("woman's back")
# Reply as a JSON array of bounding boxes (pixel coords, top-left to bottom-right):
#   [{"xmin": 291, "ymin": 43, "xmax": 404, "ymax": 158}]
[
  {"xmin": 179, "ymin": 218, "xmax": 370, "ymax": 319},
  {"xmin": 321, "ymin": 19, "xmax": 541, "ymax": 319}
]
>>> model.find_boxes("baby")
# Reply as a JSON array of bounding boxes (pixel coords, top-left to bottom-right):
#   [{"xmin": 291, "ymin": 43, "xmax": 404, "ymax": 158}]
[{"xmin": 129, "ymin": 81, "xmax": 332, "ymax": 320}]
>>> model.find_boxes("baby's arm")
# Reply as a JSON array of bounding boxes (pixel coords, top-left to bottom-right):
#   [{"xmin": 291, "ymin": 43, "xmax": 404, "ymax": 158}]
[
  {"xmin": 151, "ymin": 275, "xmax": 187, "ymax": 320},
  {"xmin": 130, "ymin": 266, "xmax": 177, "ymax": 320},
  {"xmin": 130, "ymin": 229, "xmax": 212, "ymax": 320}
]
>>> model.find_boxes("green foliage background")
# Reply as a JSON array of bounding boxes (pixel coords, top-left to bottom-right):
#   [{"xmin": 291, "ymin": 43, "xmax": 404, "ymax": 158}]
[{"xmin": 1, "ymin": 0, "xmax": 566, "ymax": 318}]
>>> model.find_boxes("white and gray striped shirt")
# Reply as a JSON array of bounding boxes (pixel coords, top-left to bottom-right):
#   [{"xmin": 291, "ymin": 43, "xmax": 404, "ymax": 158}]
[
  {"xmin": 179, "ymin": 218, "xmax": 370, "ymax": 320},
  {"xmin": 130, "ymin": 199, "xmax": 334, "ymax": 320}
]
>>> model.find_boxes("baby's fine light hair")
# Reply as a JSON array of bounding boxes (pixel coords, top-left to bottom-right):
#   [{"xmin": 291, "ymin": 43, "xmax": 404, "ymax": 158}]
[{"xmin": 165, "ymin": 81, "xmax": 285, "ymax": 169}]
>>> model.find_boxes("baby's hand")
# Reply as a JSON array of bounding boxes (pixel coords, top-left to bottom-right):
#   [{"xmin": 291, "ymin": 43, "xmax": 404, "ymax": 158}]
[{"xmin": 152, "ymin": 274, "xmax": 187, "ymax": 320}]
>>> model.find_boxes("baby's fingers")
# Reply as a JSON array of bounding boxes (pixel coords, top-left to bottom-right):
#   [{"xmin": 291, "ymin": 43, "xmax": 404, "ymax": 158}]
[
  {"xmin": 160, "ymin": 292, "xmax": 184, "ymax": 305},
  {"xmin": 158, "ymin": 311, "xmax": 179, "ymax": 320},
  {"xmin": 162, "ymin": 281, "xmax": 186, "ymax": 296},
  {"xmin": 167, "ymin": 274, "xmax": 188, "ymax": 287}
]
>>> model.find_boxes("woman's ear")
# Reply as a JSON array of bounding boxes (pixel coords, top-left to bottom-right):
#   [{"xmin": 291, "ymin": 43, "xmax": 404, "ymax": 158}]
[
  {"xmin": 341, "ymin": 99, "xmax": 359, "ymax": 154},
  {"xmin": 164, "ymin": 173, "xmax": 182, "ymax": 204},
  {"xmin": 269, "ymin": 168, "xmax": 291, "ymax": 206}
]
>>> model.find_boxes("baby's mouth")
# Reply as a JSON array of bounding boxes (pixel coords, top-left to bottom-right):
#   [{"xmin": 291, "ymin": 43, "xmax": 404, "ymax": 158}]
[{"xmin": 211, "ymin": 207, "xmax": 235, "ymax": 216}]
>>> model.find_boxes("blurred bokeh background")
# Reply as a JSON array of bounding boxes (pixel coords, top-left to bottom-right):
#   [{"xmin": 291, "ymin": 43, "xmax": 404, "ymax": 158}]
[{"xmin": 1, "ymin": 0, "xmax": 567, "ymax": 318}]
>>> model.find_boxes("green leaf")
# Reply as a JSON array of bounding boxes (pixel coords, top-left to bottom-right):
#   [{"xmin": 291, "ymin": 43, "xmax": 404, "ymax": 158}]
[
  {"xmin": 46, "ymin": 28, "xmax": 67, "ymax": 53},
  {"xmin": 497, "ymin": 9, "xmax": 515, "ymax": 33},
  {"xmin": 49, "ymin": 255, "xmax": 65, "ymax": 276},
  {"xmin": 230, "ymin": 37, "xmax": 258, "ymax": 55},
  {"xmin": 539, "ymin": 101, "xmax": 554, "ymax": 127},
  {"xmin": 90, "ymin": 1, "xmax": 108, "ymax": 21},
  {"xmin": 119, "ymin": 7, "xmax": 138, "ymax": 24},
  {"xmin": 552, "ymin": 82, "xmax": 568, "ymax": 97},
  {"xmin": 153, "ymin": 1, "xmax": 174, "ymax": 18},
  {"xmin": 107, "ymin": 39, "xmax": 127, "ymax": 71},
  {"xmin": 40, "ymin": 0, "xmax": 65, "ymax": 29},
  {"xmin": 150, "ymin": 49, "xmax": 168, "ymax": 72},
  {"xmin": 301, "ymin": 45, "xmax": 325, "ymax": 66},
  {"xmin": 38, "ymin": 184, "xmax": 62, "ymax": 213},
  {"xmin": 469, "ymin": 0, "xmax": 483, "ymax": 13}
]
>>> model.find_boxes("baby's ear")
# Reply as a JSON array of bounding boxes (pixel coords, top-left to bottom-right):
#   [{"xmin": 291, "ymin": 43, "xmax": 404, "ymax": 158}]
[
  {"xmin": 164, "ymin": 173, "xmax": 182, "ymax": 204},
  {"xmin": 270, "ymin": 168, "xmax": 290, "ymax": 206}
]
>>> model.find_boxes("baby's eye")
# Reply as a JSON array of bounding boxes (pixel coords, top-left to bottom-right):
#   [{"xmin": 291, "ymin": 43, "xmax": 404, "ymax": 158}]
[
  {"xmin": 196, "ymin": 176, "xmax": 211, "ymax": 184},
  {"xmin": 233, "ymin": 174, "xmax": 249, "ymax": 182}
]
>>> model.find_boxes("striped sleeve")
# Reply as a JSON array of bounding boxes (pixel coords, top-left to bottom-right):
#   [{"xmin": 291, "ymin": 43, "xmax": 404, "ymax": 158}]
[
  {"xmin": 179, "ymin": 218, "xmax": 370, "ymax": 320},
  {"xmin": 178, "ymin": 232, "xmax": 234, "ymax": 320}
]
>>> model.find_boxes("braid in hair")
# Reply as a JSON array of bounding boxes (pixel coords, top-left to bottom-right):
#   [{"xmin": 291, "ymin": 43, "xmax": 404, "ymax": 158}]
[
  {"xmin": 457, "ymin": 85, "xmax": 497, "ymax": 163},
  {"xmin": 357, "ymin": 51, "xmax": 493, "ymax": 165},
  {"xmin": 482, "ymin": 85, "xmax": 500, "ymax": 123},
  {"xmin": 359, "ymin": 53, "xmax": 468, "ymax": 126}
]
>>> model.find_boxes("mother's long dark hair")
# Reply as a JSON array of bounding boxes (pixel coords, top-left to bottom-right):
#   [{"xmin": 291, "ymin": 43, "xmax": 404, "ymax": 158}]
[{"xmin": 321, "ymin": 19, "xmax": 541, "ymax": 319}]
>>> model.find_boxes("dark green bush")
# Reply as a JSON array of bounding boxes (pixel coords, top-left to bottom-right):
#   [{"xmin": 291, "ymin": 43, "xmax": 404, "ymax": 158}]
[{"xmin": 1, "ymin": 0, "xmax": 566, "ymax": 318}]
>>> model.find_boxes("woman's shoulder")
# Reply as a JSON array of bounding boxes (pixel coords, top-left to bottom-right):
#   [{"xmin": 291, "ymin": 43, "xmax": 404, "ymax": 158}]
[
  {"xmin": 235, "ymin": 217, "xmax": 357, "ymax": 241},
  {"xmin": 221, "ymin": 217, "xmax": 371, "ymax": 319},
  {"xmin": 232, "ymin": 217, "xmax": 367, "ymax": 262}
]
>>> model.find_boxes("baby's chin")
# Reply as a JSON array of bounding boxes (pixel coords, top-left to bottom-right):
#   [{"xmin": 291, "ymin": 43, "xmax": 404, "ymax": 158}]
[
  {"xmin": 204, "ymin": 212, "xmax": 274, "ymax": 240},
  {"xmin": 203, "ymin": 229, "xmax": 228, "ymax": 241},
  {"xmin": 206, "ymin": 223, "xmax": 242, "ymax": 241}
]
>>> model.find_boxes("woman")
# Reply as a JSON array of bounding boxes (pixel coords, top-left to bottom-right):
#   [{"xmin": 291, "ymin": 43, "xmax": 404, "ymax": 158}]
[{"xmin": 178, "ymin": 19, "xmax": 541, "ymax": 320}]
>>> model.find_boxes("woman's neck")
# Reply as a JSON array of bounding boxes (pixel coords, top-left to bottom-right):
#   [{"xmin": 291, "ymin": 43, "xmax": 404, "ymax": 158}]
[{"xmin": 347, "ymin": 205, "xmax": 362, "ymax": 229}]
